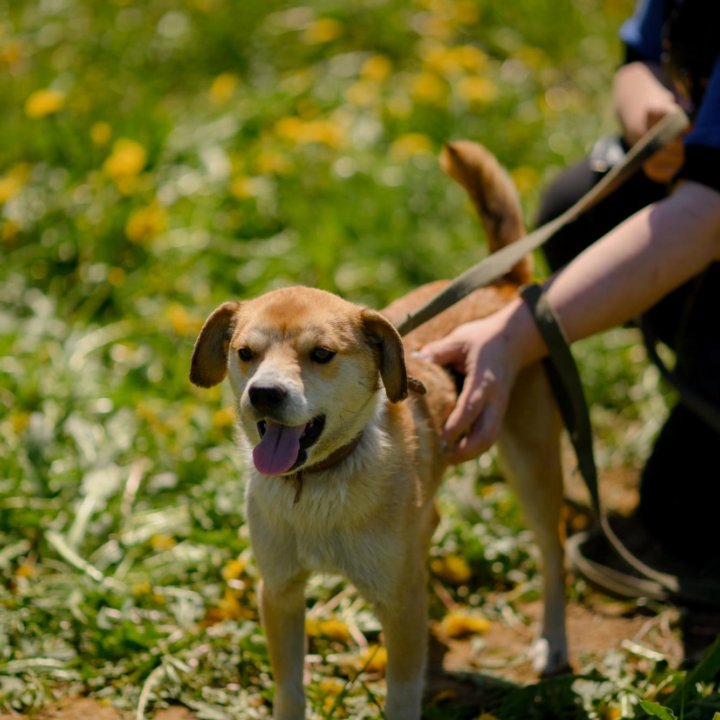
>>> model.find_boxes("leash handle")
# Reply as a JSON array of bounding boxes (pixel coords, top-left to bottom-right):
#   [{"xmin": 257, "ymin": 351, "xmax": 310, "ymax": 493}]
[
  {"xmin": 396, "ymin": 110, "xmax": 690, "ymax": 337},
  {"xmin": 569, "ymin": 109, "xmax": 689, "ymax": 216}
]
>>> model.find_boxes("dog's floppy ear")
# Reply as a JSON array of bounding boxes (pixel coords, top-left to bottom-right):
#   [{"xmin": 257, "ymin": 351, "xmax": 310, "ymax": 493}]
[
  {"xmin": 361, "ymin": 309, "xmax": 408, "ymax": 403},
  {"xmin": 190, "ymin": 301, "xmax": 242, "ymax": 388}
]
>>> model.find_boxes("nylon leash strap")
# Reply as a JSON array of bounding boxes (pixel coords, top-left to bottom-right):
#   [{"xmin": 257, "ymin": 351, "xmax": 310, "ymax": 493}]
[
  {"xmin": 520, "ymin": 283, "xmax": 720, "ymax": 606},
  {"xmin": 396, "ymin": 110, "xmax": 690, "ymax": 338}
]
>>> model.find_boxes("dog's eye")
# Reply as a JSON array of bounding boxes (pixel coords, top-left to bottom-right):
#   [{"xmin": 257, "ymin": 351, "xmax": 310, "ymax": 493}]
[
  {"xmin": 238, "ymin": 347, "xmax": 254, "ymax": 362},
  {"xmin": 310, "ymin": 347, "xmax": 335, "ymax": 364}
]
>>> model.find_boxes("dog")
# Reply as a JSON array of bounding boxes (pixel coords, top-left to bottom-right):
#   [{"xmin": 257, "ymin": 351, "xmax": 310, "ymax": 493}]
[{"xmin": 190, "ymin": 142, "xmax": 567, "ymax": 720}]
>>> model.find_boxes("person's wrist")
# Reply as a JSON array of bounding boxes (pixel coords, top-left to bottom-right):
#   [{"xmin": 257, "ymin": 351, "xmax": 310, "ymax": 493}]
[{"xmin": 499, "ymin": 295, "xmax": 548, "ymax": 371}]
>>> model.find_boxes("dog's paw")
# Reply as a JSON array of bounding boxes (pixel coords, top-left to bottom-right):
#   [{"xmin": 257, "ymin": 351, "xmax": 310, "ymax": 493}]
[{"xmin": 529, "ymin": 636, "xmax": 570, "ymax": 677}]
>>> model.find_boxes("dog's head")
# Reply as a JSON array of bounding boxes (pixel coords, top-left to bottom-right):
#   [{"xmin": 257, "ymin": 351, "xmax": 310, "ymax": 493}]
[{"xmin": 190, "ymin": 286, "xmax": 408, "ymax": 477}]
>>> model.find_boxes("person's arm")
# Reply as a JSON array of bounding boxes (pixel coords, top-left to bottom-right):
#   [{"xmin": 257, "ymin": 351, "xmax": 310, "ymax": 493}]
[{"xmin": 421, "ymin": 181, "xmax": 720, "ymax": 463}]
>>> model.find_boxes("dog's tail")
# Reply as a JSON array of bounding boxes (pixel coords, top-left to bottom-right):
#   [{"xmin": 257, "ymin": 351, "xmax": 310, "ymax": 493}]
[{"xmin": 440, "ymin": 141, "xmax": 532, "ymax": 285}]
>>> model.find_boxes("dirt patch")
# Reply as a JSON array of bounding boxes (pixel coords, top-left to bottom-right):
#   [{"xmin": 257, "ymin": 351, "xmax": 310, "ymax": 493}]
[
  {"xmin": 433, "ymin": 597, "xmax": 681, "ymax": 684},
  {"xmin": 0, "ymin": 699, "xmax": 197, "ymax": 720}
]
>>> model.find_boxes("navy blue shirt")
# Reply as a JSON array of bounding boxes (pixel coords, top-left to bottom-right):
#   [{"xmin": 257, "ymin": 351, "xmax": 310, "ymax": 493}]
[{"xmin": 621, "ymin": 0, "xmax": 720, "ymax": 189}]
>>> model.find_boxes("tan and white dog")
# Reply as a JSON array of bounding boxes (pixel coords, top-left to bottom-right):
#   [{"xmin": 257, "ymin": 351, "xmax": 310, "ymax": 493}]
[{"xmin": 190, "ymin": 142, "xmax": 567, "ymax": 720}]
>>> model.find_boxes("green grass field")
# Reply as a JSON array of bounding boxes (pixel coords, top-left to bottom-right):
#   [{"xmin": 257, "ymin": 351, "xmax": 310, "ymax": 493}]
[{"xmin": 2, "ymin": 0, "xmax": 719, "ymax": 718}]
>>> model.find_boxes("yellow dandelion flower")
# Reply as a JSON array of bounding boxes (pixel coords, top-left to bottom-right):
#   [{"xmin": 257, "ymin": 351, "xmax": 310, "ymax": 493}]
[
  {"xmin": 166, "ymin": 302, "xmax": 201, "ymax": 336},
  {"xmin": 431, "ymin": 554, "xmax": 472, "ymax": 584},
  {"xmin": 150, "ymin": 534, "xmax": 176, "ymax": 551},
  {"xmin": 221, "ymin": 557, "xmax": 246, "ymax": 581},
  {"xmin": 455, "ymin": 45, "xmax": 488, "ymax": 72},
  {"xmin": 2, "ymin": 220, "xmax": 19, "ymax": 244},
  {"xmin": 302, "ymin": 17, "xmax": 343, "ymax": 44},
  {"xmin": 390, "ymin": 133, "xmax": 433, "ymax": 160},
  {"xmin": 361, "ymin": 54, "xmax": 392, "ymax": 83},
  {"xmin": 274, "ymin": 116, "xmax": 342, "ymax": 148},
  {"xmin": 303, "ymin": 119, "xmax": 343, "ymax": 147},
  {"xmin": 215, "ymin": 587, "xmax": 247, "ymax": 620},
  {"xmin": 256, "ymin": 148, "xmax": 291, "ymax": 176},
  {"xmin": 210, "ymin": 72, "xmax": 239, "ymax": 104},
  {"xmin": 345, "ymin": 80, "xmax": 379, "ymax": 107},
  {"xmin": 203, "ymin": 587, "xmax": 254, "ymax": 626},
  {"xmin": 103, "ymin": 138, "xmax": 147, "ymax": 181},
  {"xmin": 423, "ymin": 44, "xmax": 461, "ymax": 75},
  {"xmin": 438, "ymin": 610, "xmax": 491, "ymax": 639},
  {"xmin": 358, "ymin": 644, "xmax": 387, "ymax": 674},
  {"xmin": 410, "ymin": 72, "xmax": 447, "ymax": 104},
  {"xmin": 0, "ymin": 163, "xmax": 31, "ymax": 203},
  {"xmin": 1, "ymin": 40, "xmax": 23, "ymax": 67},
  {"xmin": 230, "ymin": 176, "xmax": 257, "ymax": 199},
  {"xmin": 306, "ymin": 617, "xmax": 352, "ymax": 642},
  {"xmin": 457, "ymin": 76, "xmax": 498, "ymax": 105},
  {"xmin": 90, "ymin": 121, "xmax": 112, "ymax": 146},
  {"xmin": 125, "ymin": 202, "xmax": 167, "ymax": 245},
  {"xmin": 24, "ymin": 88, "xmax": 65, "ymax": 118},
  {"xmin": 475, "ymin": 714, "xmax": 499, "ymax": 720},
  {"xmin": 15, "ymin": 562, "xmax": 36, "ymax": 579},
  {"xmin": 213, "ymin": 406, "xmax": 236, "ymax": 430},
  {"xmin": 319, "ymin": 677, "xmax": 345, "ymax": 696},
  {"xmin": 131, "ymin": 581, "xmax": 152, "ymax": 597},
  {"xmin": 275, "ymin": 116, "xmax": 304, "ymax": 142}
]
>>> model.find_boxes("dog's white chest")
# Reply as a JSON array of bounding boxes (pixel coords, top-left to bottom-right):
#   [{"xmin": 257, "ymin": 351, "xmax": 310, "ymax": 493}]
[{"xmin": 247, "ymin": 473, "xmax": 402, "ymax": 599}]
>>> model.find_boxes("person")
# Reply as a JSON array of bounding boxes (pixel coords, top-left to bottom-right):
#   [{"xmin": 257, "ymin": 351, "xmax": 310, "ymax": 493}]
[{"xmin": 420, "ymin": 0, "xmax": 720, "ymax": 566}]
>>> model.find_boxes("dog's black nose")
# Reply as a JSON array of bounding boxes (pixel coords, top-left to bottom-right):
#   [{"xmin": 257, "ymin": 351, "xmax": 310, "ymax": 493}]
[{"xmin": 248, "ymin": 384, "xmax": 288, "ymax": 412}]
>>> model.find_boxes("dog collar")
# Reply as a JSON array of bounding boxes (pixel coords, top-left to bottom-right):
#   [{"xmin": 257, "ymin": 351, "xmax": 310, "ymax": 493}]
[{"xmin": 288, "ymin": 432, "xmax": 364, "ymax": 505}]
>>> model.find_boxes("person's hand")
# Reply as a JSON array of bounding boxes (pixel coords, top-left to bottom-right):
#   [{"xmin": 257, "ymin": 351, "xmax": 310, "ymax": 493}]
[
  {"xmin": 641, "ymin": 107, "xmax": 686, "ymax": 183},
  {"xmin": 419, "ymin": 313, "xmax": 522, "ymax": 464},
  {"xmin": 614, "ymin": 61, "xmax": 688, "ymax": 183}
]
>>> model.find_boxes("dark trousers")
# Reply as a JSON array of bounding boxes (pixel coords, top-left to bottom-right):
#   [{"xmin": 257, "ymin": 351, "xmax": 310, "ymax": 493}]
[{"xmin": 538, "ymin": 155, "xmax": 720, "ymax": 566}]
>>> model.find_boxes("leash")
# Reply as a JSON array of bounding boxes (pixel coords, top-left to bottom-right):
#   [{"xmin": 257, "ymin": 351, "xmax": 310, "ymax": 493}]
[
  {"xmin": 521, "ymin": 284, "xmax": 720, "ymax": 606},
  {"xmin": 395, "ymin": 110, "xmax": 690, "ymax": 337},
  {"xmin": 393, "ymin": 109, "xmax": 720, "ymax": 604}
]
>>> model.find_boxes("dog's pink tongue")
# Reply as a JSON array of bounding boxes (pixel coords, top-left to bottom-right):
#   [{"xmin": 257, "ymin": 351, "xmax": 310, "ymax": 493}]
[{"xmin": 252, "ymin": 421, "xmax": 304, "ymax": 476}]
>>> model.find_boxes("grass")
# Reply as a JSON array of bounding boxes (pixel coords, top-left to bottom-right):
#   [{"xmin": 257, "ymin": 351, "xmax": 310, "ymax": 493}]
[{"xmin": 1, "ymin": 0, "xmax": 718, "ymax": 717}]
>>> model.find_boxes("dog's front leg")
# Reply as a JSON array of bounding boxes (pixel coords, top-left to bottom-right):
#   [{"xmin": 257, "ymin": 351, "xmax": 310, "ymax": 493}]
[
  {"xmin": 260, "ymin": 576, "xmax": 308, "ymax": 720},
  {"xmin": 375, "ymin": 569, "xmax": 428, "ymax": 720}
]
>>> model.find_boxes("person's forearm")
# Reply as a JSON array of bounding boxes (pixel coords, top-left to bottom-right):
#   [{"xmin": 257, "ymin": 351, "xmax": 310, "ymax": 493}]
[
  {"xmin": 546, "ymin": 182, "xmax": 720, "ymax": 341},
  {"xmin": 505, "ymin": 182, "xmax": 720, "ymax": 370}
]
